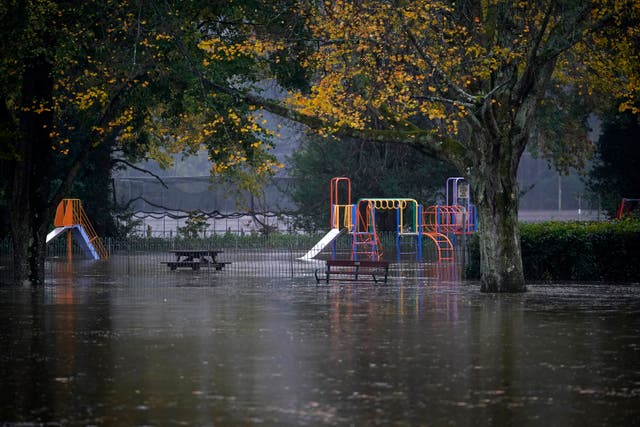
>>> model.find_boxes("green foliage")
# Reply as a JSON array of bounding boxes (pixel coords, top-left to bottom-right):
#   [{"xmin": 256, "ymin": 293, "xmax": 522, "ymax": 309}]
[
  {"xmin": 112, "ymin": 209, "xmax": 144, "ymax": 239},
  {"xmin": 586, "ymin": 109, "xmax": 640, "ymax": 217},
  {"xmin": 101, "ymin": 231, "xmax": 324, "ymax": 252},
  {"xmin": 288, "ymin": 136, "xmax": 457, "ymax": 232},
  {"xmin": 466, "ymin": 220, "xmax": 640, "ymax": 282},
  {"xmin": 177, "ymin": 211, "xmax": 209, "ymax": 239}
]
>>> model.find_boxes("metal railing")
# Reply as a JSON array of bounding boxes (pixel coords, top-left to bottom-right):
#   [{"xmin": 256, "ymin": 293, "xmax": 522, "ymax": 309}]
[
  {"xmin": 54, "ymin": 199, "xmax": 109, "ymax": 259},
  {"xmin": 0, "ymin": 232, "xmax": 466, "ymax": 282}
]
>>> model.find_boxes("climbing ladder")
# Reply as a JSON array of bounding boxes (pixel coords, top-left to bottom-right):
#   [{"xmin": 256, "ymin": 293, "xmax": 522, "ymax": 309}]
[
  {"xmin": 352, "ymin": 231, "xmax": 381, "ymax": 260},
  {"xmin": 423, "ymin": 232, "xmax": 454, "ymax": 262},
  {"xmin": 420, "ymin": 205, "xmax": 461, "ymax": 262},
  {"xmin": 351, "ymin": 202, "xmax": 382, "ymax": 260}
]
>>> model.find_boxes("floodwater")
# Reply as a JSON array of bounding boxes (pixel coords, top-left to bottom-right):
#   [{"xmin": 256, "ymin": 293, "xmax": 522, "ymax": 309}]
[{"xmin": 1, "ymin": 261, "xmax": 639, "ymax": 426}]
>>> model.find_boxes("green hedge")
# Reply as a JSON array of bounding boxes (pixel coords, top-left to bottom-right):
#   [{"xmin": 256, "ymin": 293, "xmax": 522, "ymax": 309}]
[{"xmin": 466, "ymin": 219, "xmax": 640, "ymax": 282}]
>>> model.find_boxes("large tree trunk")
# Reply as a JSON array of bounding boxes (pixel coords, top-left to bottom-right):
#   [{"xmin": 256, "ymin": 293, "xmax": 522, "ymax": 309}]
[
  {"xmin": 470, "ymin": 139, "xmax": 526, "ymax": 293},
  {"xmin": 474, "ymin": 174, "xmax": 526, "ymax": 292},
  {"xmin": 10, "ymin": 206, "xmax": 49, "ymax": 286},
  {"xmin": 10, "ymin": 56, "xmax": 54, "ymax": 286}
]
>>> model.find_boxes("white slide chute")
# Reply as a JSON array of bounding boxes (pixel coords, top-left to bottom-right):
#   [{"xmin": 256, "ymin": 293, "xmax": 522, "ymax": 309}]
[
  {"xmin": 299, "ymin": 228, "xmax": 344, "ymax": 260},
  {"xmin": 46, "ymin": 226, "xmax": 68, "ymax": 243},
  {"xmin": 46, "ymin": 225, "xmax": 101, "ymax": 260}
]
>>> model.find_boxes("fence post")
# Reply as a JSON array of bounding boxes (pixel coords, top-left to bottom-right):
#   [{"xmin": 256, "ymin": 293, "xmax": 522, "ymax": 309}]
[{"xmin": 289, "ymin": 237, "xmax": 294, "ymax": 278}]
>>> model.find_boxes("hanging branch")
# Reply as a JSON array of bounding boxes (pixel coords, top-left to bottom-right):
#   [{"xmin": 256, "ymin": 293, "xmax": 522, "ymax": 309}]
[{"xmin": 111, "ymin": 158, "xmax": 169, "ymax": 189}]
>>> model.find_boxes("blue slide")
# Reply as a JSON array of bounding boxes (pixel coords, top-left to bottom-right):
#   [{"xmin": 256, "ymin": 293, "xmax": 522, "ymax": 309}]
[{"xmin": 46, "ymin": 225, "xmax": 101, "ymax": 260}]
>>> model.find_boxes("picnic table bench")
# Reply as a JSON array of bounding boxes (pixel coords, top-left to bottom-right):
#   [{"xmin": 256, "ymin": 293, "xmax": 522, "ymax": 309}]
[
  {"xmin": 315, "ymin": 259, "xmax": 390, "ymax": 284},
  {"xmin": 162, "ymin": 249, "xmax": 231, "ymax": 271}
]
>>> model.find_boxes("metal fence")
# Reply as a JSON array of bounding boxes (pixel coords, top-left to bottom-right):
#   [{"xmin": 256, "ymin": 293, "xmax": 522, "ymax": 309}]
[{"xmin": 0, "ymin": 233, "xmax": 466, "ymax": 283}]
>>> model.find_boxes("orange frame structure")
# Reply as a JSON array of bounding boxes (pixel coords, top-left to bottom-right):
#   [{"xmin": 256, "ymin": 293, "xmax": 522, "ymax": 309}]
[
  {"xmin": 52, "ymin": 199, "xmax": 108, "ymax": 259},
  {"xmin": 423, "ymin": 205, "xmax": 475, "ymax": 235}
]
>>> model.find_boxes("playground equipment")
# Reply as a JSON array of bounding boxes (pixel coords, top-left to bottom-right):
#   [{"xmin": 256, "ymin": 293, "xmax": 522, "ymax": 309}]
[
  {"xmin": 46, "ymin": 199, "xmax": 108, "ymax": 260},
  {"xmin": 442, "ymin": 177, "xmax": 476, "ymax": 234},
  {"xmin": 302, "ymin": 177, "xmax": 477, "ymax": 262},
  {"xmin": 616, "ymin": 198, "xmax": 640, "ymax": 219},
  {"xmin": 299, "ymin": 177, "xmax": 351, "ymax": 260},
  {"xmin": 351, "ymin": 198, "xmax": 421, "ymax": 261}
]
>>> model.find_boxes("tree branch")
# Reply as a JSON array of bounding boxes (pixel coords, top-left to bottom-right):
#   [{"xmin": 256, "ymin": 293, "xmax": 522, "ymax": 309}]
[
  {"xmin": 112, "ymin": 158, "xmax": 169, "ymax": 189},
  {"xmin": 397, "ymin": 10, "xmax": 477, "ymax": 105},
  {"xmin": 513, "ymin": 2, "xmax": 556, "ymax": 105},
  {"xmin": 165, "ymin": 17, "xmax": 460, "ymax": 166},
  {"xmin": 413, "ymin": 95, "xmax": 474, "ymax": 108},
  {"xmin": 48, "ymin": 73, "xmax": 147, "ymax": 210}
]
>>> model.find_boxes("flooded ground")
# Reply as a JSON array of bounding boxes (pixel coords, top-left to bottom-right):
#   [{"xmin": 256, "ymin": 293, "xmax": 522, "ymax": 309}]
[{"xmin": 1, "ymin": 259, "xmax": 639, "ymax": 426}]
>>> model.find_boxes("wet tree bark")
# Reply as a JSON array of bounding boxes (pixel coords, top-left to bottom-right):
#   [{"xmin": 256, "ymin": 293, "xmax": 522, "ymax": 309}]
[
  {"xmin": 471, "ymin": 168, "xmax": 526, "ymax": 293},
  {"xmin": 10, "ymin": 56, "xmax": 54, "ymax": 286},
  {"xmin": 457, "ymin": 55, "xmax": 553, "ymax": 293},
  {"xmin": 465, "ymin": 117, "xmax": 529, "ymax": 293}
]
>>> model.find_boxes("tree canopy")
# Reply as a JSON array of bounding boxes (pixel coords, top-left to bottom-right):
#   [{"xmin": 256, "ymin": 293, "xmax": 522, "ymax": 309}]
[
  {"xmin": 0, "ymin": 0, "xmax": 285, "ymax": 194},
  {"xmin": 275, "ymin": 0, "xmax": 639, "ymax": 153},
  {"xmin": 0, "ymin": 0, "xmax": 293, "ymax": 284}
]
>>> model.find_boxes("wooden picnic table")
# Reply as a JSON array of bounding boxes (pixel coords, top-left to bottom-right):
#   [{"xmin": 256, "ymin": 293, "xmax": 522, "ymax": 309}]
[{"xmin": 162, "ymin": 249, "xmax": 230, "ymax": 271}]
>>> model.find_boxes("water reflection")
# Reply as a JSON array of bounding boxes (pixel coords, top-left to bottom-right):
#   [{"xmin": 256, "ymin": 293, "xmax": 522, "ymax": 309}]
[{"xmin": 0, "ymin": 263, "xmax": 639, "ymax": 425}]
